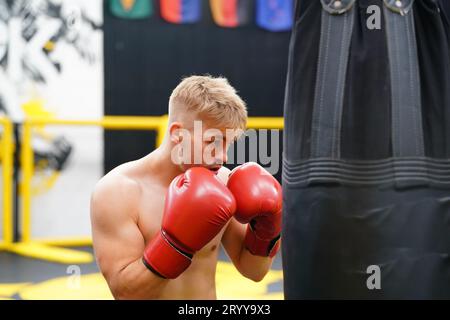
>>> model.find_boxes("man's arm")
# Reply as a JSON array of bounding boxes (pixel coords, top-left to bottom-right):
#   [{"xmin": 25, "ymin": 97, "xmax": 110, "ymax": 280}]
[
  {"xmin": 221, "ymin": 218, "xmax": 273, "ymax": 282},
  {"xmin": 90, "ymin": 175, "xmax": 168, "ymax": 299},
  {"xmin": 217, "ymin": 167, "xmax": 273, "ymax": 282}
]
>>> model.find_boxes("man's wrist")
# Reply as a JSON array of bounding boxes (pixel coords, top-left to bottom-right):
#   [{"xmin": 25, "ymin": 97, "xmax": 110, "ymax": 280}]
[
  {"xmin": 244, "ymin": 225, "xmax": 281, "ymax": 257},
  {"xmin": 143, "ymin": 230, "xmax": 192, "ymax": 279}
]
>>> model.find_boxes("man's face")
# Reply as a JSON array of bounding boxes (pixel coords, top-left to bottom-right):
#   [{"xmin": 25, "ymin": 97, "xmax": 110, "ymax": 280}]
[{"xmin": 171, "ymin": 119, "xmax": 241, "ymax": 173}]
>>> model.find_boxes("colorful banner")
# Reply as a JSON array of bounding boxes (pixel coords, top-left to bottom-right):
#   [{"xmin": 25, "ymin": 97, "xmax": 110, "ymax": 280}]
[
  {"xmin": 160, "ymin": 0, "xmax": 202, "ymax": 24},
  {"xmin": 256, "ymin": 0, "xmax": 293, "ymax": 32},
  {"xmin": 109, "ymin": 0, "xmax": 153, "ymax": 19},
  {"xmin": 210, "ymin": 0, "xmax": 252, "ymax": 28}
]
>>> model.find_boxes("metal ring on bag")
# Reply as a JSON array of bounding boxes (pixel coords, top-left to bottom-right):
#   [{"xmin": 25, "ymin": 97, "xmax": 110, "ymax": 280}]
[
  {"xmin": 384, "ymin": 0, "xmax": 414, "ymax": 15},
  {"xmin": 321, "ymin": 0, "xmax": 356, "ymax": 15}
]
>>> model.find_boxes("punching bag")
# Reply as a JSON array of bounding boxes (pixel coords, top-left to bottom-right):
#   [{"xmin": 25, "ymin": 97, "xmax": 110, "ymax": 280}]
[{"xmin": 282, "ymin": 0, "xmax": 450, "ymax": 299}]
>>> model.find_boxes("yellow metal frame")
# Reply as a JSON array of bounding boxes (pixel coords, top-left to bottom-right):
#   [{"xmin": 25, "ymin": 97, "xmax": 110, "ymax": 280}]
[
  {"xmin": 13, "ymin": 115, "xmax": 169, "ymax": 264},
  {"xmin": 5, "ymin": 115, "xmax": 283, "ymax": 264},
  {"xmin": 0, "ymin": 117, "xmax": 13, "ymax": 250},
  {"xmin": 246, "ymin": 117, "xmax": 284, "ymax": 130}
]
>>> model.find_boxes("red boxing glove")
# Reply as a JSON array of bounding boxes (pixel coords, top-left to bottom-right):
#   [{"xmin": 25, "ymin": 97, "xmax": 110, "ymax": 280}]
[
  {"xmin": 227, "ymin": 162, "xmax": 282, "ymax": 257},
  {"xmin": 143, "ymin": 167, "xmax": 236, "ymax": 279}
]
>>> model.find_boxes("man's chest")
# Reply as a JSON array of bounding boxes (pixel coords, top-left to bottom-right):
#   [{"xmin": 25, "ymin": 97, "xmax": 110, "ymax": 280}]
[{"xmin": 136, "ymin": 188, "xmax": 223, "ymax": 257}]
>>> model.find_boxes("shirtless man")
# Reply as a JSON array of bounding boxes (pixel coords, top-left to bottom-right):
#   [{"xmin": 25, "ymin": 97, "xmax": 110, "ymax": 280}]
[{"xmin": 90, "ymin": 75, "xmax": 282, "ymax": 299}]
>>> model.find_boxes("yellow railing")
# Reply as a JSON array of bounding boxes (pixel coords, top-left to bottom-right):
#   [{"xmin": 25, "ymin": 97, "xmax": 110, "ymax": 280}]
[
  {"xmin": 2, "ymin": 115, "xmax": 283, "ymax": 263},
  {"xmin": 13, "ymin": 115, "xmax": 168, "ymax": 263},
  {"xmin": 246, "ymin": 117, "xmax": 284, "ymax": 130},
  {"xmin": 21, "ymin": 115, "xmax": 169, "ymax": 242},
  {"xmin": 0, "ymin": 117, "xmax": 13, "ymax": 249}
]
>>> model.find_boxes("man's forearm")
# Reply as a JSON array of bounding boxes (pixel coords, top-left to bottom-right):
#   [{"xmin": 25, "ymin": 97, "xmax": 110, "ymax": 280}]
[
  {"xmin": 238, "ymin": 245, "xmax": 274, "ymax": 282},
  {"xmin": 109, "ymin": 257, "xmax": 168, "ymax": 299}
]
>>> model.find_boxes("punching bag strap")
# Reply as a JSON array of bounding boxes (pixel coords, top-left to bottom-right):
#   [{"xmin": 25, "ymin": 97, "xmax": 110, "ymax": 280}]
[
  {"xmin": 383, "ymin": 0, "xmax": 425, "ymax": 158},
  {"xmin": 311, "ymin": 0, "xmax": 356, "ymax": 158}
]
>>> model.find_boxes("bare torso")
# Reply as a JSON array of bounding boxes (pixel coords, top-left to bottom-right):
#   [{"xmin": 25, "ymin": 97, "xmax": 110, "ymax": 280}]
[
  {"xmin": 136, "ymin": 175, "xmax": 225, "ymax": 299},
  {"xmin": 92, "ymin": 152, "xmax": 230, "ymax": 299}
]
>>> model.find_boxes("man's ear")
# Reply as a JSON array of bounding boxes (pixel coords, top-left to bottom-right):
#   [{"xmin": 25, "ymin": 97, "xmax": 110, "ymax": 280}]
[{"xmin": 168, "ymin": 122, "xmax": 183, "ymax": 144}]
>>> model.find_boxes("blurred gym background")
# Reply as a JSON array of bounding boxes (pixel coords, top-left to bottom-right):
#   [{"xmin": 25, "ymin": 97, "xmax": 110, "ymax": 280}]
[{"xmin": 0, "ymin": 0, "xmax": 290, "ymax": 299}]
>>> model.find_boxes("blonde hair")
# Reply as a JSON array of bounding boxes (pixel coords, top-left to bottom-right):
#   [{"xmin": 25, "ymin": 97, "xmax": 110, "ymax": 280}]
[{"xmin": 168, "ymin": 75, "xmax": 247, "ymax": 131}]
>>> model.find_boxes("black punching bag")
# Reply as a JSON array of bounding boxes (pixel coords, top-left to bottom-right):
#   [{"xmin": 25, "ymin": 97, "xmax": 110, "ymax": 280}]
[{"xmin": 282, "ymin": 0, "xmax": 450, "ymax": 299}]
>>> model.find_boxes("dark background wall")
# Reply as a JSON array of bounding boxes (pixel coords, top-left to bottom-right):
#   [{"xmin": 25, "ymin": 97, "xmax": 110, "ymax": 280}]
[{"xmin": 103, "ymin": 0, "xmax": 290, "ymax": 175}]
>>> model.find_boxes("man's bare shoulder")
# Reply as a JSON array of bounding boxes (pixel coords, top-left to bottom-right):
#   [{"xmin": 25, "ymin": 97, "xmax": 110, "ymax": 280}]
[{"xmin": 90, "ymin": 161, "xmax": 142, "ymax": 222}]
